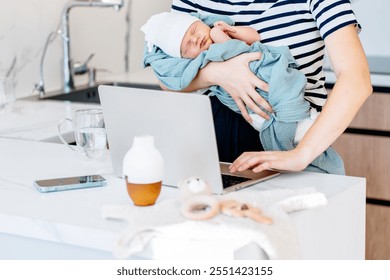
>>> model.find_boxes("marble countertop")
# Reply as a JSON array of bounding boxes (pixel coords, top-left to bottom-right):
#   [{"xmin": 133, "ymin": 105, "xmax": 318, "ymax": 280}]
[
  {"xmin": 0, "ymin": 70, "xmax": 366, "ymax": 259},
  {"xmin": 0, "ymin": 100, "xmax": 101, "ymax": 143},
  {"xmin": 0, "ymin": 138, "xmax": 366, "ymax": 260},
  {"xmin": 0, "ymin": 68, "xmax": 158, "ymax": 143}
]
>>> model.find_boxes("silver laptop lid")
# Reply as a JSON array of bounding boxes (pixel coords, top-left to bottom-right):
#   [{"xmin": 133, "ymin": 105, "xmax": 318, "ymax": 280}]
[{"xmin": 98, "ymin": 85, "xmax": 224, "ymax": 193}]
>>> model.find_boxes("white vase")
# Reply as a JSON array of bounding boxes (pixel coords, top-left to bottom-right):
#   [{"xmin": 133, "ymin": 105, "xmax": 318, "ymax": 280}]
[{"xmin": 123, "ymin": 135, "xmax": 164, "ymax": 206}]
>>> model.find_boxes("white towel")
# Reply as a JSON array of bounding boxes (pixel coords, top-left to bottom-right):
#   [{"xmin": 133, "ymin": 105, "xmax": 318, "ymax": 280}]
[{"xmin": 102, "ymin": 188, "xmax": 327, "ymax": 260}]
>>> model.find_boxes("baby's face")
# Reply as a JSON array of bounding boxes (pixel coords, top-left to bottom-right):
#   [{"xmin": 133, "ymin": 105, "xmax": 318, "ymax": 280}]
[{"xmin": 180, "ymin": 21, "xmax": 213, "ymax": 59}]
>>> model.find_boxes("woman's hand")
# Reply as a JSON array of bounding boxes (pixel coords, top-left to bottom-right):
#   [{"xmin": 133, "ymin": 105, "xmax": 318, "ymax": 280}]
[
  {"xmin": 229, "ymin": 148, "xmax": 310, "ymax": 173},
  {"xmin": 229, "ymin": 25, "xmax": 372, "ymax": 174},
  {"xmin": 206, "ymin": 52, "xmax": 272, "ymax": 122}
]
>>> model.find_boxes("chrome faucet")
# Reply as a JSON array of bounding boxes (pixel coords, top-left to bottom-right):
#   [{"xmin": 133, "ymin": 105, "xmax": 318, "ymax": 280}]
[{"xmin": 61, "ymin": 0, "xmax": 124, "ymax": 93}]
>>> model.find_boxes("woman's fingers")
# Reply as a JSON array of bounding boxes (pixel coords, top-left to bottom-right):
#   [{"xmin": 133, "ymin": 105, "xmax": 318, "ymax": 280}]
[
  {"xmin": 234, "ymin": 97, "xmax": 252, "ymax": 123},
  {"xmin": 251, "ymin": 78, "xmax": 272, "ymax": 113},
  {"xmin": 240, "ymin": 92, "xmax": 270, "ymax": 120},
  {"xmin": 229, "ymin": 150, "xmax": 309, "ymax": 173},
  {"xmin": 214, "ymin": 52, "xmax": 273, "ymax": 121},
  {"xmin": 242, "ymin": 52, "xmax": 262, "ymax": 63},
  {"xmin": 230, "ymin": 152, "xmax": 274, "ymax": 172},
  {"xmin": 252, "ymin": 75, "xmax": 269, "ymax": 93},
  {"xmin": 239, "ymin": 52, "xmax": 272, "ymax": 116}
]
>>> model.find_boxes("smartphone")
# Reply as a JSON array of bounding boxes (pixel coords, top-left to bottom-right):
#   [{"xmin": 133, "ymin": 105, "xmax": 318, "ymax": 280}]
[{"xmin": 33, "ymin": 175, "xmax": 106, "ymax": 193}]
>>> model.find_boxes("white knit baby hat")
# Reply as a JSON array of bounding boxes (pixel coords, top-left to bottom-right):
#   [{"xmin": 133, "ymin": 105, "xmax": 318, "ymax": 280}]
[{"xmin": 141, "ymin": 12, "xmax": 200, "ymax": 58}]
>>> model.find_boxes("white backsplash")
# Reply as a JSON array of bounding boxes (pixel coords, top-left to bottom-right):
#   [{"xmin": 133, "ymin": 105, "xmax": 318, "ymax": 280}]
[
  {"xmin": 1, "ymin": 0, "xmax": 387, "ymax": 99},
  {"xmin": 325, "ymin": 0, "xmax": 390, "ymax": 87},
  {"xmin": 352, "ymin": 0, "xmax": 390, "ymax": 58},
  {"xmin": 0, "ymin": 0, "xmax": 171, "ymax": 98}
]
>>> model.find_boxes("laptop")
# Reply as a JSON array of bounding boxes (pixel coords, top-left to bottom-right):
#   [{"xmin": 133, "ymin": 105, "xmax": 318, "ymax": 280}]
[{"xmin": 98, "ymin": 85, "xmax": 279, "ymax": 194}]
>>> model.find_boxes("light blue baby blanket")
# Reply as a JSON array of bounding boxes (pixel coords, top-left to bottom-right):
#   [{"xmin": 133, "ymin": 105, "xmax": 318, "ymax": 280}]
[{"xmin": 143, "ymin": 14, "xmax": 344, "ymax": 175}]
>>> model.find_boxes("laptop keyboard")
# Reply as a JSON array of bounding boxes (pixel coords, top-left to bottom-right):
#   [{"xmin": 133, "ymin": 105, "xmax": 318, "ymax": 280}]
[{"xmin": 221, "ymin": 174, "xmax": 251, "ymax": 188}]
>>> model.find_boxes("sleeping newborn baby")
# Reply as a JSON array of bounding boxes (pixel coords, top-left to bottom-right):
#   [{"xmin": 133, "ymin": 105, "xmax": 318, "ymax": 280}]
[
  {"xmin": 141, "ymin": 12, "xmax": 344, "ymax": 174},
  {"xmin": 141, "ymin": 12, "xmax": 319, "ymax": 143},
  {"xmin": 141, "ymin": 11, "xmax": 260, "ymax": 59}
]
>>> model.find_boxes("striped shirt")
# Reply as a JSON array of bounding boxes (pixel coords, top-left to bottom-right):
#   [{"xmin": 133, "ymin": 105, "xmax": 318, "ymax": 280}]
[{"xmin": 171, "ymin": 0, "xmax": 360, "ymax": 110}]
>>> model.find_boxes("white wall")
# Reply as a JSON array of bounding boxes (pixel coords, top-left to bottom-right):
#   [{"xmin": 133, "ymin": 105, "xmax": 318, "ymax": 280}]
[
  {"xmin": 127, "ymin": 0, "xmax": 171, "ymax": 71},
  {"xmin": 0, "ymin": 0, "xmax": 171, "ymax": 98},
  {"xmin": 351, "ymin": 0, "xmax": 390, "ymax": 57},
  {"xmin": 0, "ymin": 0, "xmax": 387, "ymax": 99},
  {"xmin": 1, "ymin": 0, "xmax": 66, "ymax": 97},
  {"xmin": 71, "ymin": 0, "xmax": 171, "ymax": 75}
]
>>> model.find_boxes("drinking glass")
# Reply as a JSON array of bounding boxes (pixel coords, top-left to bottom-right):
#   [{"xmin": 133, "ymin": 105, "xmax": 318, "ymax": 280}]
[{"xmin": 58, "ymin": 109, "xmax": 107, "ymax": 160}]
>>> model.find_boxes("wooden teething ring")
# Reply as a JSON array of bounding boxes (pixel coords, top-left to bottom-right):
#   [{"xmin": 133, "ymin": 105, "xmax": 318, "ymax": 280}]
[
  {"xmin": 181, "ymin": 195, "xmax": 220, "ymax": 220},
  {"xmin": 219, "ymin": 199, "xmax": 273, "ymax": 224}
]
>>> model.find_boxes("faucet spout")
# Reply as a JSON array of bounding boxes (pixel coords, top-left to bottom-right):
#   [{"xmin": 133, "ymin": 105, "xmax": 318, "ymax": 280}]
[{"xmin": 61, "ymin": 0, "xmax": 124, "ymax": 93}]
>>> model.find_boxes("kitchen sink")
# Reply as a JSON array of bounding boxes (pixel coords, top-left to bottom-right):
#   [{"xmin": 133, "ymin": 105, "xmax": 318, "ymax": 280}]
[{"xmin": 28, "ymin": 82, "xmax": 161, "ymax": 104}]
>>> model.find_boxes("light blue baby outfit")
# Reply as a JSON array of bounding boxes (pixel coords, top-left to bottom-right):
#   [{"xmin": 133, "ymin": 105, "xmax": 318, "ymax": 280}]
[{"xmin": 143, "ymin": 13, "xmax": 345, "ymax": 175}]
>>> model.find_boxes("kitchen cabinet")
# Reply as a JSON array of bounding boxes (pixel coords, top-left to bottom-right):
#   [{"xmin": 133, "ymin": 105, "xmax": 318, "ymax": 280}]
[
  {"xmin": 332, "ymin": 90, "xmax": 390, "ymax": 260},
  {"xmin": 366, "ymin": 204, "xmax": 390, "ymax": 260}
]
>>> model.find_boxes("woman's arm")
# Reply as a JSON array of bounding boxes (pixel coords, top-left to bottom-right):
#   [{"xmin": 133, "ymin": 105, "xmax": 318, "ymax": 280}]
[
  {"xmin": 229, "ymin": 24, "xmax": 372, "ymax": 172},
  {"xmin": 175, "ymin": 52, "xmax": 272, "ymax": 121},
  {"xmin": 158, "ymin": 18, "xmax": 269, "ymax": 121}
]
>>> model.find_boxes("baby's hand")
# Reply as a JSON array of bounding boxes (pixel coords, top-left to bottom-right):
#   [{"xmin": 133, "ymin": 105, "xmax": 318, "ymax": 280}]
[{"xmin": 213, "ymin": 21, "xmax": 236, "ymax": 33}]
